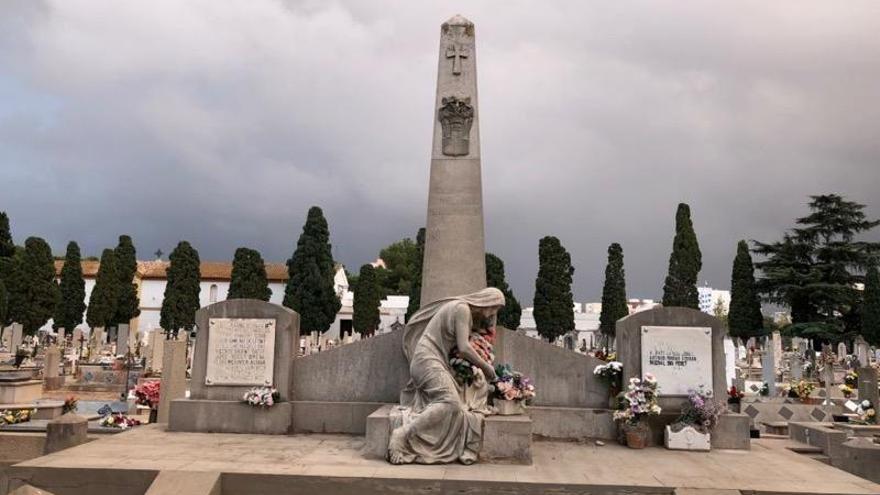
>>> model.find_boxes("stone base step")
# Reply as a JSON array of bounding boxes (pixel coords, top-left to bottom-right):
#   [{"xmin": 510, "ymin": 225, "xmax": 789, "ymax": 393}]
[{"xmin": 787, "ymin": 444, "xmax": 824, "ymax": 454}]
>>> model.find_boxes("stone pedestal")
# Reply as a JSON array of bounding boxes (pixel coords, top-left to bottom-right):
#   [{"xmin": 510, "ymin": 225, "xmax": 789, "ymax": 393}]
[
  {"xmin": 44, "ymin": 413, "xmax": 88, "ymax": 454},
  {"xmin": 10, "ymin": 323, "xmax": 23, "ymax": 352},
  {"xmin": 157, "ymin": 339, "xmax": 187, "ymax": 423},
  {"xmin": 0, "ymin": 380, "xmax": 43, "ymax": 404},
  {"xmin": 43, "ymin": 346, "xmax": 64, "ymax": 391}
]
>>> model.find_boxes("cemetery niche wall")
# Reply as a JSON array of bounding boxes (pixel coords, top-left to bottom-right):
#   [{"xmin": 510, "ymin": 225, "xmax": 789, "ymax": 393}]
[
  {"xmin": 616, "ymin": 306, "xmax": 750, "ymax": 449},
  {"xmin": 169, "ymin": 299, "xmax": 299, "ymax": 434}
]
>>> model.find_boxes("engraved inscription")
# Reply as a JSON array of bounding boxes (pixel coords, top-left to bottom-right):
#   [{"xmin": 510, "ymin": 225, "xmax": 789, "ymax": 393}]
[
  {"xmin": 438, "ymin": 96, "xmax": 474, "ymax": 156},
  {"xmin": 205, "ymin": 318, "xmax": 275, "ymax": 386},
  {"xmin": 640, "ymin": 326, "xmax": 713, "ymax": 396}
]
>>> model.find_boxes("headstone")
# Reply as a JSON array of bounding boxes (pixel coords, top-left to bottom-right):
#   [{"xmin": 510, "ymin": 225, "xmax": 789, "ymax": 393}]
[
  {"xmin": 858, "ymin": 367, "xmax": 878, "ymax": 410},
  {"xmin": 43, "ymin": 345, "xmax": 64, "ymax": 390},
  {"xmin": 723, "ymin": 337, "xmax": 736, "ymax": 387},
  {"xmin": 0, "ymin": 326, "xmax": 11, "ymax": 349},
  {"xmin": 72, "ymin": 328, "xmax": 83, "ymax": 350},
  {"xmin": 791, "ymin": 354, "xmax": 803, "ymax": 380},
  {"xmin": 56, "ymin": 327, "xmax": 66, "ymax": 346},
  {"xmin": 44, "ymin": 413, "xmax": 88, "ymax": 454},
  {"xmin": 116, "ymin": 324, "xmax": 130, "ymax": 357},
  {"xmin": 772, "ymin": 332, "xmax": 783, "ymax": 369},
  {"xmin": 854, "ymin": 336, "xmax": 869, "ymax": 366},
  {"xmin": 761, "ymin": 351, "xmax": 776, "ymax": 396},
  {"xmin": 147, "ymin": 329, "xmax": 165, "ymax": 371},
  {"xmin": 11, "ymin": 323, "xmax": 23, "ymax": 351},
  {"xmin": 157, "ymin": 339, "xmax": 187, "ymax": 423},
  {"xmin": 419, "ymin": 15, "xmax": 487, "ymax": 305},
  {"xmin": 837, "ymin": 342, "xmax": 847, "ymax": 361}
]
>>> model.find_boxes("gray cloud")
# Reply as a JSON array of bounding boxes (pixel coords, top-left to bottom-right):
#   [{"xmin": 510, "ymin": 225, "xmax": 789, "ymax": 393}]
[{"xmin": 1, "ymin": 1, "xmax": 879, "ymax": 304}]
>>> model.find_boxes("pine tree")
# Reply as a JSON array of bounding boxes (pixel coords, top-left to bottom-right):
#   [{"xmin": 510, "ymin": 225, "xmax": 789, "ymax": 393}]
[
  {"xmin": 406, "ymin": 227, "xmax": 426, "ymax": 321},
  {"xmin": 283, "ymin": 206, "xmax": 341, "ymax": 334},
  {"xmin": 7, "ymin": 237, "xmax": 58, "ymax": 335},
  {"xmin": 113, "ymin": 235, "xmax": 140, "ymax": 325},
  {"xmin": 160, "ymin": 241, "xmax": 201, "ymax": 337},
  {"xmin": 0, "ymin": 212, "xmax": 14, "ymax": 259},
  {"xmin": 662, "ymin": 203, "xmax": 702, "ymax": 309},
  {"xmin": 728, "ymin": 240, "xmax": 764, "ymax": 344},
  {"xmin": 486, "ymin": 253, "xmax": 522, "ymax": 330},
  {"xmin": 863, "ymin": 264, "xmax": 880, "ymax": 346},
  {"xmin": 533, "ymin": 236, "xmax": 575, "ymax": 343},
  {"xmin": 352, "ymin": 264, "xmax": 381, "ymax": 337},
  {"xmin": 227, "ymin": 247, "xmax": 271, "ymax": 301},
  {"xmin": 599, "ymin": 243, "xmax": 628, "ymax": 344},
  {"xmin": 87, "ymin": 249, "xmax": 119, "ymax": 330},
  {"xmin": 55, "ymin": 241, "xmax": 86, "ymax": 332},
  {"xmin": 755, "ymin": 194, "xmax": 879, "ymax": 341}
]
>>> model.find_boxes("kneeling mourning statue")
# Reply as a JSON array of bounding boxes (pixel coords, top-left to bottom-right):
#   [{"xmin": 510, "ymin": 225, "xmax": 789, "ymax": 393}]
[{"xmin": 388, "ymin": 288, "xmax": 504, "ymax": 465}]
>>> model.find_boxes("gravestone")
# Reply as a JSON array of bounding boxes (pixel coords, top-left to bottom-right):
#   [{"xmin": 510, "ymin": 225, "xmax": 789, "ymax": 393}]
[
  {"xmin": 854, "ymin": 336, "xmax": 869, "ymax": 366},
  {"xmin": 0, "ymin": 326, "xmax": 11, "ymax": 349},
  {"xmin": 43, "ymin": 345, "xmax": 64, "ymax": 390},
  {"xmin": 11, "ymin": 323, "xmax": 23, "ymax": 351},
  {"xmin": 858, "ymin": 367, "xmax": 878, "ymax": 409},
  {"xmin": 723, "ymin": 337, "xmax": 736, "ymax": 387},
  {"xmin": 791, "ymin": 354, "xmax": 804, "ymax": 380},
  {"xmin": 761, "ymin": 351, "xmax": 776, "ymax": 396},
  {"xmin": 116, "ymin": 324, "xmax": 130, "ymax": 357},
  {"xmin": 838, "ymin": 342, "xmax": 848, "ymax": 362},
  {"xmin": 56, "ymin": 327, "xmax": 65, "ymax": 347},
  {"xmin": 169, "ymin": 299, "xmax": 299, "ymax": 434},
  {"xmin": 147, "ymin": 329, "xmax": 165, "ymax": 371},
  {"xmin": 157, "ymin": 339, "xmax": 187, "ymax": 423},
  {"xmin": 71, "ymin": 328, "xmax": 83, "ymax": 351},
  {"xmin": 772, "ymin": 331, "xmax": 783, "ymax": 371}
]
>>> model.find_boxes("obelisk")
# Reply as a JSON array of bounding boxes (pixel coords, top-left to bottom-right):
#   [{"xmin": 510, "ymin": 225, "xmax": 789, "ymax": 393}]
[{"xmin": 420, "ymin": 15, "xmax": 487, "ymax": 305}]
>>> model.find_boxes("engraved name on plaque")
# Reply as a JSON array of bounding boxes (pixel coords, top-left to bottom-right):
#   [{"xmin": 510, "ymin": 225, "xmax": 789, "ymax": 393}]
[
  {"xmin": 205, "ymin": 318, "xmax": 276, "ymax": 386},
  {"xmin": 640, "ymin": 326, "xmax": 713, "ymax": 396}
]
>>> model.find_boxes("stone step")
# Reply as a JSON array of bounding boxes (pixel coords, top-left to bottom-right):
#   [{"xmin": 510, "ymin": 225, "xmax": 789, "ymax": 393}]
[{"xmin": 787, "ymin": 444, "xmax": 823, "ymax": 454}]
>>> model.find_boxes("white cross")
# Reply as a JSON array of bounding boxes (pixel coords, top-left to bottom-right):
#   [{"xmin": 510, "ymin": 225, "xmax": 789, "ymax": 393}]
[{"xmin": 445, "ymin": 43, "xmax": 469, "ymax": 75}]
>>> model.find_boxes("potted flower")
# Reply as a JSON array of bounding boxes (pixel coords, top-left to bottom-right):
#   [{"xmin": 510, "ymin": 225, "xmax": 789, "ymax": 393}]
[
  {"xmin": 844, "ymin": 370, "xmax": 858, "ymax": 388},
  {"xmin": 242, "ymin": 386, "xmax": 280, "ymax": 408},
  {"xmin": 838, "ymin": 384, "xmax": 855, "ymax": 399},
  {"xmin": 593, "ymin": 361, "xmax": 623, "ymax": 407},
  {"xmin": 613, "ymin": 374, "xmax": 661, "ymax": 449},
  {"xmin": 134, "ymin": 381, "xmax": 161, "ymax": 422},
  {"xmin": 727, "ymin": 386, "xmax": 744, "ymax": 413},
  {"xmin": 665, "ymin": 388, "xmax": 722, "ymax": 451},
  {"xmin": 491, "ymin": 364, "xmax": 536, "ymax": 415},
  {"xmin": 759, "ymin": 382, "xmax": 770, "ymax": 397},
  {"xmin": 62, "ymin": 396, "xmax": 78, "ymax": 415},
  {"xmin": 785, "ymin": 380, "xmax": 816, "ymax": 403}
]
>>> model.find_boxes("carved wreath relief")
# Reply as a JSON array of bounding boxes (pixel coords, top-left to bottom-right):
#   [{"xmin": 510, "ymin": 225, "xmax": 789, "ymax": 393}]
[{"xmin": 438, "ymin": 96, "xmax": 474, "ymax": 156}]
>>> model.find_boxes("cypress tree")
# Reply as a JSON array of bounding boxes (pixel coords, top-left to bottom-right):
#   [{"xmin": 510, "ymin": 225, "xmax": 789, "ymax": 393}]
[
  {"xmin": 55, "ymin": 241, "xmax": 86, "ymax": 332},
  {"xmin": 533, "ymin": 236, "xmax": 575, "ymax": 343},
  {"xmin": 406, "ymin": 227, "xmax": 426, "ymax": 322},
  {"xmin": 352, "ymin": 264, "xmax": 381, "ymax": 337},
  {"xmin": 160, "ymin": 241, "xmax": 201, "ymax": 337},
  {"xmin": 662, "ymin": 203, "xmax": 702, "ymax": 309},
  {"xmin": 599, "ymin": 243, "xmax": 628, "ymax": 343},
  {"xmin": 283, "ymin": 206, "xmax": 341, "ymax": 334},
  {"xmin": 113, "ymin": 235, "xmax": 140, "ymax": 325},
  {"xmin": 863, "ymin": 264, "xmax": 880, "ymax": 346},
  {"xmin": 486, "ymin": 252, "xmax": 522, "ymax": 330},
  {"xmin": 0, "ymin": 280, "xmax": 7, "ymax": 328},
  {"xmin": 8, "ymin": 237, "xmax": 58, "ymax": 335},
  {"xmin": 728, "ymin": 240, "xmax": 764, "ymax": 344},
  {"xmin": 227, "ymin": 247, "xmax": 271, "ymax": 301},
  {"xmin": 87, "ymin": 249, "xmax": 119, "ymax": 331},
  {"xmin": 0, "ymin": 212, "xmax": 14, "ymax": 259}
]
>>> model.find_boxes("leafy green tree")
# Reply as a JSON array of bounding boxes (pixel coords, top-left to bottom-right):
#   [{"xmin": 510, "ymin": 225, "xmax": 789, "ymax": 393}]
[
  {"xmin": 486, "ymin": 252, "xmax": 522, "ymax": 330},
  {"xmin": 283, "ymin": 206, "xmax": 341, "ymax": 334},
  {"xmin": 87, "ymin": 249, "xmax": 119, "ymax": 331},
  {"xmin": 599, "ymin": 243, "xmax": 627, "ymax": 345},
  {"xmin": 0, "ymin": 212, "xmax": 14, "ymax": 259},
  {"xmin": 377, "ymin": 237, "xmax": 420, "ymax": 296},
  {"xmin": 113, "ymin": 235, "xmax": 140, "ymax": 325},
  {"xmin": 533, "ymin": 236, "xmax": 575, "ymax": 343},
  {"xmin": 228, "ymin": 247, "xmax": 271, "ymax": 301},
  {"xmin": 728, "ymin": 240, "xmax": 764, "ymax": 344},
  {"xmin": 352, "ymin": 264, "xmax": 381, "ymax": 337},
  {"xmin": 755, "ymin": 194, "xmax": 879, "ymax": 342},
  {"xmin": 862, "ymin": 263, "xmax": 880, "ymax": 346},
  {"xmin": 160, "ymin": 241, "xmax": 201, "ymax": 337},
  {"xmin": 406, "ymin": 227, "xmax": 426, "ymax": 321},
  {"xmin": 6, "ymin": 237, "xmax": 58, "ymax": 335},
  {"xmin": 55, "ymin": 241, "xmax": 86, "ymax": 332},
  {"xmin": 662, "ymin": 203, "xmax": 702, "ymax": 309}
]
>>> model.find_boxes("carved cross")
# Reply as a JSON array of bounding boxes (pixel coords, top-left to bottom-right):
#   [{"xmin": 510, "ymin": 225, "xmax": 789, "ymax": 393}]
[{"xmin": 445, "ymin": 43, "xmax": 469, "ymax": 75}]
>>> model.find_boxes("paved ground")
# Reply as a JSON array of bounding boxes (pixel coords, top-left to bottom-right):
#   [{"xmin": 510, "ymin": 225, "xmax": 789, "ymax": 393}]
[{"xmin": 10, "ymin": 425, "xmax": 880, "ymax": 494}]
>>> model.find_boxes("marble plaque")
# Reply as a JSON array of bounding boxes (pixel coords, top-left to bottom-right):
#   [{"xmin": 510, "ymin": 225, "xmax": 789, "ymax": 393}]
[
  {"xmin": 641, "ymin": 326, "xmax": 713, "ymax": 396},
  {"xmin": 205, "ymin": 318, "xmax": 275, "ymax": 386}
]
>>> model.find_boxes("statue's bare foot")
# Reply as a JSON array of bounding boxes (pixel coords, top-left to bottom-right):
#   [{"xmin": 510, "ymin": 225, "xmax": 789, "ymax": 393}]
[{"xmin": 387, "ymin": 428, "xmax": 409, "ymax": 465}]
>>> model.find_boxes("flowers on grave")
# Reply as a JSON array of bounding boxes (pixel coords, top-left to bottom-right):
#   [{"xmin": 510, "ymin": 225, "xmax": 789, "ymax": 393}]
[
  {"xmin": 802, "ymin": 362, "xmax": 815, "ymax": 376},
  {"xmin": 844, "ymin": 370, "xmax": 858, "ymax": 388},
  {"xmin": 449, "ymin": 332, "xmax": 495, "ymax": 386},
  {"xmin": 671, "ymin": 388, "xmax": 723, "ymax": 434},
  {"xmin": 855, "ymin": 400, "xmax": 876, "ymax": 425},
  {"xmin": 242, "ymin": 386, "xmax": 280, "ymax": 408},
  {"xmin": 134, "ymin": 381, "xmax": 161, "ymax": 409},
  {"xmin": 838, "ymin": 384, "xmax": 855, "ymax": 399},
  {"xmin": 62, "ymin": 395, "xmax": 78, "ymax": 414},
  {"xmin": 727, "ymin": 385, "xmax": 744, "ymax": 404},
  {"xmin": 491, "ymin": 364, "xmax": 536, "ymax": 403},
  {"xmin": 0, "ymin": 408, "xmax": 36, "ymax": 425},
  {"xmin": 99, "ymin": 413, "xmax": 141, "ymax": 429},
  {"xmin": 785, "ymin": 380, "xmax": 815, "ymax": 400},
  {"xmin": 593, "ymin": 361, "xmax": 623, "ymax": 391},
  {"xmin": 592, "ymin": 349, "xmax": 617, "ymax": 362},
  {"xmin": 613, "ymin": 374, "xmax": 661, "ymax": 426},
  {"xmin": 759, "ymin": 382, "xmax": 770, "ymax": 397}
]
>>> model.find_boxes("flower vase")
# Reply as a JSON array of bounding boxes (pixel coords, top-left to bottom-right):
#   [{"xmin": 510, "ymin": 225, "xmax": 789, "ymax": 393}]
[
  {"xmin": 495, "ymin": 399, "xmax": 526, "ymax": 416},
  {"xmin": 727, "ymin": 399, "xmax": 741, "ymax": 414},
  {"xmin": 665, "ymin": 425, "xmax": 710, "ymax": 451},
  {"xmin": 624, "ymin": 423, "xmax": 649, "ymax": 449}
]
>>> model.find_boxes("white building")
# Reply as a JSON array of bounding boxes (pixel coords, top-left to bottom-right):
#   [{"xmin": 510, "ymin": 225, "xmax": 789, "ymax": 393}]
[{"xmin": 698, "ymin": 285, "xmax": 730, "ymax": 316}]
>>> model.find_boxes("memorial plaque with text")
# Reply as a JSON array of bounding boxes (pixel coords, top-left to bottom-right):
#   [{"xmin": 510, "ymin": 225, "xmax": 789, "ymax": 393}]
[
  {"xmin": 205, "ymin": 318, "xmax": 275, "ymax": 386},
  {"xmin": 641, "ymin": 326, "xmax": 713, "ymax": 396}
]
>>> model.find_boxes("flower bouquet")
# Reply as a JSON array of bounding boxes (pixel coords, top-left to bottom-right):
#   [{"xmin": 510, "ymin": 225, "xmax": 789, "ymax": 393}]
[
  {"xmin": 62, "ymin": 396, "xmax": 78, "ymax": 414},
  {"xmin": 490, "ymin": 364, "xmax": 535, "ymax": 415},
  {"xmin": 666, "ymin": 388, "xmax": 722, "ymax": 451},
  {"xmin": 449, "ymin": 332, "xmax": 495, "ymax": 386},
  {"xmin": 855, "ymin": 400, "xmax": 876, "ymax": 424},
  {"xmin": 838, "ymin": 384, "xmax": 855, "ymax": 399},
  {"xmin": 844, "ymin": 370, "xmax": 858, "ymax": 388},
  {"xmin": 134, "ymin": 381, "xmax": 161, "ymax": 409},
  {"xmin": 100, "ymin": 413, "xmax": 142, "ymax": 430},
  {"xmin": 613, "ymin": 374, "xmax": 661, "ymax": 449},
  {"xmin": 785, "ymin": 380, "xmax": 816, "ymax": 402},
  {"xmin": 593, "ymin": 361, "xmax": 623, "ymax": 403},
  {"xmin": 242, "ymin": 386, "xmax": 280, "ymax": 408},
  {"xmin": 0, "ymin": 408, "xmax": 36, "ymax": 426}
]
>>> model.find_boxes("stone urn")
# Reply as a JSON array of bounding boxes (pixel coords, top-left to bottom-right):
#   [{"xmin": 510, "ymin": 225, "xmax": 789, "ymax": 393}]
[
  {"xmin": 624, "ymin": 422, "xmax": 649, "ymax": 449},
  {"xmin": 494, "ymin": 399, "xmax": 526, "ymax": 416},
  {"xmin": 665, "ymin": 424, "xmax": 710, "ymax": 451}
]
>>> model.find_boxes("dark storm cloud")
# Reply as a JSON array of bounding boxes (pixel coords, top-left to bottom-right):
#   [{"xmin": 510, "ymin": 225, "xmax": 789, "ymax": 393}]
[{"xmin": 1, "ymin": 1, "xmax": 879, "ymax": 304}]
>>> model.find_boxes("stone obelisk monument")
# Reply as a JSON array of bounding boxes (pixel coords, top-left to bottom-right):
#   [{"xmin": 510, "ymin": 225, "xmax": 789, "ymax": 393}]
[{"xmin": 420, "ymin": 15, "xmax": 487, "ymax": 305}]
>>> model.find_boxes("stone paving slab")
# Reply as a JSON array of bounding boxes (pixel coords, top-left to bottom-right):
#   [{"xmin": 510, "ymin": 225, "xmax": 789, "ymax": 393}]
[{"xmin": 7, "ymin": 425, "xmax": 880, "ymax": 495}]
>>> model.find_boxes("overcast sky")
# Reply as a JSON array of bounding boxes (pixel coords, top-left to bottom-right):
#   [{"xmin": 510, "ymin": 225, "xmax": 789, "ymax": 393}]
[{"xmin": 2, "ymin": 1, "xmax": 879, "ymax": 304}]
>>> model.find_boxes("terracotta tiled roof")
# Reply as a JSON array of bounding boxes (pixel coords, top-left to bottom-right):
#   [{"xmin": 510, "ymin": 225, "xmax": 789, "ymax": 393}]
[{"xmin": 55, "ymin": 260, "xmax": 289, "ymax": 282}]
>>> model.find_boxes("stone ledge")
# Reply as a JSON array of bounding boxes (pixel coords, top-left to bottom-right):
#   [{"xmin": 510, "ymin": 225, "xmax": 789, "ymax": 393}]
[
  {"xmin": 0, "ymin": 380, "xmax": 43, "ymax": 404},
  {"xmin": 169, "ymin": 399, "xmax": 291, "ymax": 435},
  {"xmin": 291, "ymin": 401, "xmax": 387, "ymax": 434},
  {"xmin": 528, "ymin": 406, "xmax": 616, "ymax": 441}
]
